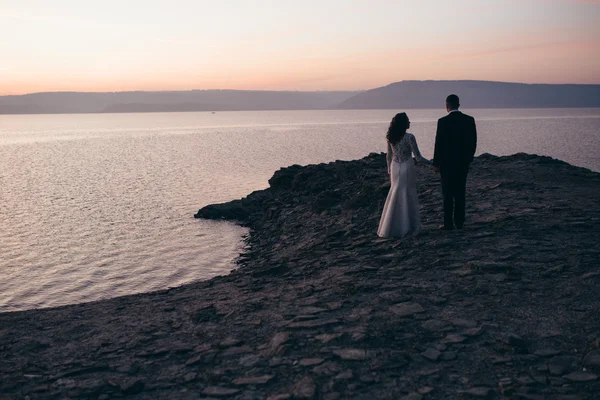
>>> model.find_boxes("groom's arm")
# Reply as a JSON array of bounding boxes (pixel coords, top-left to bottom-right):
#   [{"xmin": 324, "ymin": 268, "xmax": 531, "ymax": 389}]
[
  {"xmin": 467, "ymin": 117, "xmax": 477, "ymax": 164},
  {"xmin": 433, "ymin": 119, "xmax": 442, "ymax": 169}
]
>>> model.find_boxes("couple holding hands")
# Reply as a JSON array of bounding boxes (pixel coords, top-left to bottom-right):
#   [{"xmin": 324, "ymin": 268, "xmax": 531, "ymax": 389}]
[{"xmin": 378, "ymin": 94, "xmax": 478, "ymax": 238}]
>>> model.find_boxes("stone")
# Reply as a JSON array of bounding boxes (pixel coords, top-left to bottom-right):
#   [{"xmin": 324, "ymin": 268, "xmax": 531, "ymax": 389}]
[
  {"xmin": 421, "ymin": 319, "xmax": 450, "ymax": 331},
  {"xmin": 507, "ymin": 334, "xmax": 529, "ymax": 350},
  {"xmin": 451, "ymin": 319, "xmax": 477, "ymax": 328},
  {"xmin": 262, "ymin": 332, "xmax": 289, "ymax": 356},
  {"xmin": 119, "ymin": 379, "xmax": 144, "ymax": 395},
  {"xmin": 444, "ymin": 334, "xmax": 467, "ymax": 343},
  {"xmin": 232, "ymin": 375, "xmax": 274, "ymax": 385},
  {"xmin": 202, "ymin": 387, "xmax": 241, "ymax": 397},
  {"xmin": 219, "ymin": 337, "xmax": 243, "ymax": 348},
  {"xmin": 563, "ymin": 372, "xmax": 598, "ymax": 382},
  {"xmin": 333, "ymin": 369, "xmax": 354, "ymax": 381},
  {"xmin": 533, "ymin": 348, "xmax": 561, "ymax": 357},
  {"xmin": 292, "ymin": 377, "xmax": 316, "ymax": 399},
  {"xmin": 239, "ymin": 354, "xmax": 262, "ymax": 367},
  {"xmin": 221, "ymin": 345, "xmax": 252, "ymax": 357},
  {"xmin": 314, "ymin": 333, "xmax": 343, "ymax": 344},
  {"xmin": 313, "ymin": 362, "xmax": 342, "ymax": 376},
  {"xmin": 267, "ymin": 395, "xmax": 291, "ymax": 400},
  {"xmin": 583, "ymin": 350, "xmax": 600, "ymax": 368},
  {"xmin": 400, "ymin": 394, "xmax": 423, "ymax": 400},
  {"xmin": 299, "ymin": 358, "xmax": 324, "ymax": 366},
  {"xmin": 463, "ymin": 327, "xmax": 484, "ymax": 337},
  {"xmin": 440, "ymin": 351, "xmax": 457, "ymax": 361},
  {"xmin": 389, "ymin": 302, "xmax": 425, "ymax": 317},
  {"xmin": 549, "ymin": 364, "xmax": 566, "ymax": 376},
  {"xmin": 422, "ymin": 348, "xmax": 441, "ymax": 361},
  {"xmin": 287, "ymin": 318, "xmax": 340, "ymax": 329},
  {"xmin": 461, "ymin": 387, "xmax": 492, "ymax": 397},
  {"xmin": 418, "ymin": 387, "xmax": 434, "ymax": 394},
  {"xmin": 332, "ymin": 348, "xmax": 368, "ymax": 360}
]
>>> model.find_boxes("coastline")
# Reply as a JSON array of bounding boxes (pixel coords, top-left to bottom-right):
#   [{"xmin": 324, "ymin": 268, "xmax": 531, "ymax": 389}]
[{"xmin": 1, "ymin": 153, "xmax": 599, "ymax": 399}]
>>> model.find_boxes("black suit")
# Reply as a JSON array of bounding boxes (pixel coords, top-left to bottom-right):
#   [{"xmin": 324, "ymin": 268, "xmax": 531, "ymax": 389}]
[{"xmin": 433, "ymin": 111, "xmax": 477, "ymax": 228}]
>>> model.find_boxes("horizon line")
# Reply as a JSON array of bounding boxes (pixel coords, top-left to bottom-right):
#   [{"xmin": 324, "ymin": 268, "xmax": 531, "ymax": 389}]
[{"xmin": 3, "ymin": 79, "xmax": 600, "ymax": 97}]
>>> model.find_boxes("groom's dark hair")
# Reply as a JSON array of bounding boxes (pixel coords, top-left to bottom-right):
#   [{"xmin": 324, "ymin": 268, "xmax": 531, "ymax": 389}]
[{"xmin": 446, "ymin": 94, "xmax": 460, "ymax": 109}]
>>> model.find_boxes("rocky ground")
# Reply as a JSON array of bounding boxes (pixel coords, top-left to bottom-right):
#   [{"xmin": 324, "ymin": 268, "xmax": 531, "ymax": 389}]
[{"xmin": 1, "ymin": 153, "xmax": 599, "ymax": 400}]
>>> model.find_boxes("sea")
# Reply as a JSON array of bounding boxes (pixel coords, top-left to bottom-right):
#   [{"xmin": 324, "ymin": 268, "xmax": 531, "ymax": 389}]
[{"xmin": 1, "ymin": 108, "xmax": 599, "ymax": 312}]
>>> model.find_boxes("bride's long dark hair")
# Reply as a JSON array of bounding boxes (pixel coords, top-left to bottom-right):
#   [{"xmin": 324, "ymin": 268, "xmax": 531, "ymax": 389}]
[{"xmin": 386, "ymin": 112, "xmax": 410, "ymax": 145}]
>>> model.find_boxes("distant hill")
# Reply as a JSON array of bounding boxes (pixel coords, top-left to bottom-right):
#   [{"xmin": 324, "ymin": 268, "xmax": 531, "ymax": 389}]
[
  {"xmin": 0, "ymin": 90, "xmax": 358, "ymax": 115},
  {"xmin": 2, "ymin": 81, "xmax": 599, "ymax": 115},
  {"xmin": 336, "ymin": 80, "xmax": 600, "ymax": 109}
]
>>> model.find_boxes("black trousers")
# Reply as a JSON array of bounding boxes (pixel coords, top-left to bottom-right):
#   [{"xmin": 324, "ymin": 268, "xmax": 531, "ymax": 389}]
[{"xmin": 440, "ymin": 167, "xmax": 469, "ymax": 228}]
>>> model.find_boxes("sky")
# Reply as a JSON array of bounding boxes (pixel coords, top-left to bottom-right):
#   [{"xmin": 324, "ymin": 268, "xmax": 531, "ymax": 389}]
[{"xmin": 1, "ymin": 0, "xmax": 599, "ymax": 95}]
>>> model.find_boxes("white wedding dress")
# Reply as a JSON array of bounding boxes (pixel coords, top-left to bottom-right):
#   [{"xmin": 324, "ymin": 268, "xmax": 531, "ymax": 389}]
[{"xmin": 377, "ymin": 133, "xmax": 431, "ymax": 238}]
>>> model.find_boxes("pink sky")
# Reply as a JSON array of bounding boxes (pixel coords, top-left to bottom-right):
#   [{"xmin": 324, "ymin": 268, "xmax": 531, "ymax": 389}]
[{"xmin": 1, "ymin": 0, "xmax": 599, "ymax": 95}]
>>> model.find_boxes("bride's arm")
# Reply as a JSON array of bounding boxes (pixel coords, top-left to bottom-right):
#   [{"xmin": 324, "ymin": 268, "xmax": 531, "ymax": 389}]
[
  {"xmin": 409, "ymin": 134, "xmax": 432, "ymax": 165},
  {"xmin": 386, "ymin": 141, "xmax": 393, "ymax": 174}
]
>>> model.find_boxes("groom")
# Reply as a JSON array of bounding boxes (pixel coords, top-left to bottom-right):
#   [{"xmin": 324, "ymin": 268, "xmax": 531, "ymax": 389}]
[{"xmin": 433, "ymin": 94, "xmax": 477, "ymax": 230}]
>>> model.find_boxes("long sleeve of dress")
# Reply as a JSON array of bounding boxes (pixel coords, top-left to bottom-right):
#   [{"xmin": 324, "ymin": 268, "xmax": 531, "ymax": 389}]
[
  {"xmin": 408, "ymin": 134, "xmax": 432, "ymax": 165},
  {"xmin": 386, "ymin": 141, "xmax": 393, "ymax": 174}
]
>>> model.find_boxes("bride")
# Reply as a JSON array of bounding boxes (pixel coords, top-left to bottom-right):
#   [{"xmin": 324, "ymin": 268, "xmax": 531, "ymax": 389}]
[{"xmin": 378, "ymin": 112, "xmax": 431, "ymax": 238}]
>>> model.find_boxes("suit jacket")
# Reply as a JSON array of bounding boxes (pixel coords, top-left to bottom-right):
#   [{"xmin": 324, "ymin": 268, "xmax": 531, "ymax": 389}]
[{"xmin": 433, "ymin": 111, "xmax": 477, "ymax": 172}]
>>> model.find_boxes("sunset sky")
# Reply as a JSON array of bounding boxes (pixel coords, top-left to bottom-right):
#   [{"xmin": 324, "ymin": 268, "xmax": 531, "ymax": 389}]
[{"xmin": 1, "ymin": 0, "xmax": 599, "ymax": 95}]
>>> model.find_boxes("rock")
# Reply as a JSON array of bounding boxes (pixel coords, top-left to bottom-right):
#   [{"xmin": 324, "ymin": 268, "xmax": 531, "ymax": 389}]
[
  {"xmin": 314, "ymin": 333, "xmax": 343, "ymax": 344},
  {"xmin": 533, "ymin": 348, "xmax": 561, "ymax": 357},
  {"xmin": 389, "ymin": 302, "xmax": 425, "ymax": 317},
  {"xmin": 299, "ymin": 358, "xmax": 324, "ymax": 366},
  {"xmin": 421, "ymin": 319, "xmax": 450, "ymax": 331},
  {"xmin": 287, "ymin": 318, "xmax": 340, "ymax": 329},
  {"xmin": 219, "ymin": 337, "xmax": 243, "ymax": 348},
  {"xmin": 440, "ymin": 351, "xmax": 457, "ymax": 361},
  {"xmin": 549, "ymin": 364, "xmax": 566, "ymax": 376},
  {"xmin": 400, "ymin": 393, "xmax": 423, "ymax": 400},
  {"xmin": 202, "ymin": 387, "xmax": 241, "ymax": 397},
  {"xmin": 422, "ymin": 348, "xmax": 441, "ymax": 361},
  {"xmin": 292, "ymin": 377, "xmax": 316, "ymax": 399},
  {"xmin": 418, "ymin": 387, "xmax": 434, "ymax": 394},
  {"xmin": 563, "ymin": 372, "xmax": 598, "ymax": 382},
  {"xmin": 221, "ymin": 345, "xmax": 253, "ymax": 357},
  {"xmin": 262, "ymin": 332, "xmax": 289, "ymax": 356},
  {"xmin": 507, "ymin": 334, "xmax": 529, "ymax": 350},
  {"xmin": 583, "ymin": 350, "xmax": 600, "ymax": 368},
  {"xmin": 461, "ymin": 387, "xmax": 492, "ymax": 397},
  {"xmin": 297, "ymin": 306, "xmax": 327, "ymax": 314},
  {"xmin": 195, "ymin": 199, "xmax": 249, "ymax": 220},
  {"xmin": 232, "ymin": 375, "xmax": 274, "ymax": 385},
  {"xmin": 332, "ymin": 348, "xmax": 368, "ymax": 361},
  {"xmin": 267, "ymin": 395, "xmax": 291, "ymax": 400},
  {"xmin": 463, "ymin": 327, "xmax": 484, "ymax": 337},
  {"xmin": 444, "ymin": 334, "xmax": 467, "ymax": 343},
  {"xmin": 119, "ymin": 379, "xmax": 144, "ymax": 395},
  {"xmin": 239, "ymin": 354, "xmax": 262, "ymax": 367},
  {"xmin": 334, "ymin": 370, "xmax": 353, "ymax": 380},
  {"xmin": 451, "ymin": 319, "xmax": 478, "ymax": 328},
  {"xmin": 313, "ymin": 362, "xmax": 342, "ymax": 376}
]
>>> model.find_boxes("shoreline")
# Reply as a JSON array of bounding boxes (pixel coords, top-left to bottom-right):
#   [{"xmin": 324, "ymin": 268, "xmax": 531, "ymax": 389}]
[{"xmin": 1, "ymin": 152, "xmax": 599, "ymax": 399}]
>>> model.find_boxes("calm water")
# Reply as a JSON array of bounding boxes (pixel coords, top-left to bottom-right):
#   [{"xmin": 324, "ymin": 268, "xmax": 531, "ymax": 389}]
[{"xmin": 1, "ymin": 109, "xmax": 599, "ymax": 312}]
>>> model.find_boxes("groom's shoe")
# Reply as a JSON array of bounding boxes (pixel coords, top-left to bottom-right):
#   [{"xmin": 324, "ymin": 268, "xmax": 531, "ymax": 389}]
[
  {"xmin": 456, "ymin": 224, "xmax": 464, "ymax": 229},
  {"xmin": 439, "ymin": 224, "xmax": 454, "ymax": 231}
]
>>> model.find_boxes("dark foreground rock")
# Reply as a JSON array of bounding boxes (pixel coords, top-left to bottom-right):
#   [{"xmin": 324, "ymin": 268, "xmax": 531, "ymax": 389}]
[{"xmin": 1, "ymin": 153, "xmax": 600, "ymax": 400}]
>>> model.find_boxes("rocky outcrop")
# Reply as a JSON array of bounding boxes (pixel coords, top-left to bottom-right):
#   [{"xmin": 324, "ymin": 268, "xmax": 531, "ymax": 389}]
[{"xmin": 1, "ymin": 153, "xmax": 599, "ymax": 399}]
